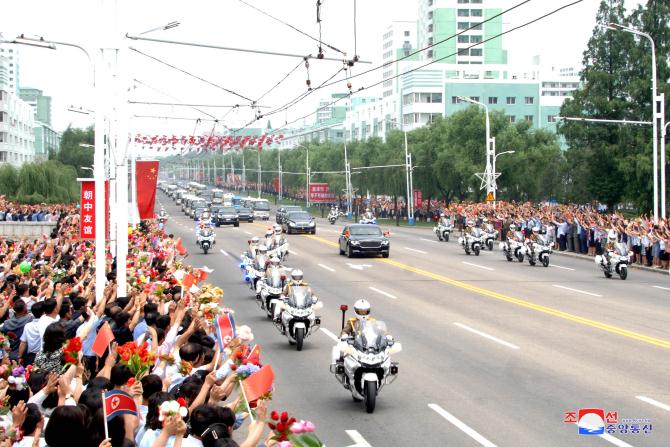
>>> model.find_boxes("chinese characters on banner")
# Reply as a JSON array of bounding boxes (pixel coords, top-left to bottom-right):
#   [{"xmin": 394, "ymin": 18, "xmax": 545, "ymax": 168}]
[
  {"xmin": 80, "ymin": 180, "xmax": 96, "ymax": 239},
  {"xmin": 413, "ymin": 190, "xmax": 422, "ymax": 208},
  {"xmin": 308, "ymin": 183, "xmax": 337, "ymax": 203}
]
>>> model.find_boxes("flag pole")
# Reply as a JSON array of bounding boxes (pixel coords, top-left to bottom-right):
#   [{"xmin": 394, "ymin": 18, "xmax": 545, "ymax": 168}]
[
  {"xmin": 101, "ymin": 391, "xmax": 110, "ymax": 439},
  {"xmin": 238, "ymin": 382, "xmax": 255, "ymax": 423}
]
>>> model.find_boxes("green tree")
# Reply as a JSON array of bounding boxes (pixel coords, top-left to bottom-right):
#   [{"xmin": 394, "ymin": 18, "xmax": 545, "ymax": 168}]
[{"xmin": 52, "ymin": 126, "xmax": 94, "ymax": 177}]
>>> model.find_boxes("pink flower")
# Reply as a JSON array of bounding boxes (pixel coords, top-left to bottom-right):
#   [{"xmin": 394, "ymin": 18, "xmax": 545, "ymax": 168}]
[
  {"xmin": 303, "ymin": 420, "xmax": 315, "ymax": 432},
  {"xmin": 277, "ymin": 442, "xmax": 291, "ymax": 447},
  {"xmin": 290, "ymin": 420, "xmax": 315, "ymax": 434}
]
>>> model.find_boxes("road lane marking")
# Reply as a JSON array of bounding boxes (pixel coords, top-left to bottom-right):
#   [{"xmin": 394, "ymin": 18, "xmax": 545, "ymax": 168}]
[
  {"xmin": 552, "ymin": 284, "xmax": 602, "ymax": 297},
  {"xmin": 219, "ymin": 249, "xmax": 229, "ymax": 257},
  {"xmin": 302, "ymin": 234, "xmax": 670, "ymax": 350},
  {"xmin": 551, "ymin": 264, "xmax": 575, "ymax": 271},
  {"xmin": 652, "ymin": 285, "xmax": 670, "ymax": 291},
  {"xmin": 290, "ymin": 249, "xmax": 299, "ymax": 256},
  {"xmin": 306, "ymin": 234, "xmax": 339, "ymax": 247},
  {"xmin": 404, "ymin": 247, "xmax": 427, "ymax": 254},
  {"xmin": 428, "ymin": 404, "xmax": 497, "ymax": 447},
  {"xmin": 572, "ymin": 423, "xmax": 635, "ymax": 447},
  {"xmin": 636, "ymin": 395, "xmax": 670, "ymax": 412},
  {"xmin": 420, "ymin": 238, "xmax": 439, "ymax": 243},
  {"xmin": 244, "ymin": 231, "xmax": 253, "ymax": 236},
  {"xmin": 318, "ymin": 263, "xmax": 335, "ymax": 272},
  {"xmin": 369, "ymin": 286, "xmax": 398, "ymax": 300},
  {"xmin": 345, "ymin": 430, "xmax": 372, "ymax": 447},
  {"xmin": 462, "ymin": 262, "xmax": 494, "ymax": 271},
  {"xmin": 347, "ymin": 263, "xmax": 372, "ymax": 271},
  {"xmin": 320, "ymin": 328, "xmax": 339, "ymax": 342},
  {"xmin": 453, "ymin": 322, "xmax": 519, "ymax": 350}
]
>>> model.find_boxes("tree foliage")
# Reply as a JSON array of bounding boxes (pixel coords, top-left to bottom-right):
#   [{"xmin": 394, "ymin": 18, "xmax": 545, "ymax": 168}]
[
  {"xmin": 51, "ymin": 125, "xmax": 94, "ymax": 177},
  {"xmin": 0, "ymin": 160, "xmax": 78, "ymax": 204}
]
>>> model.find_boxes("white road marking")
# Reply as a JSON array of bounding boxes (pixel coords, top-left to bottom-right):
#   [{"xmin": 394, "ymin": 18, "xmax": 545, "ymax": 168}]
[
  {"xmin": 347, "ymin": 263, "xmax": 372, "ymax": 271},
  {"xmin": 420, "ymin": 238, "xmax": 439, "ymax": 243},
  {"xmin": 462, "ymin": 261, "xmax": 494, "ymax": 271},
  {"xmin": 320, "ymin": 328, "xmax": 339, "ymax": 342},
  {"xmin": 552, "ymin": 284, "xmax": 602, "ymax": 297},
  {"xmin": 428, "ymin": 404, "xmax": 498, "ymax": 447},
  {"xmin": 404, "ymin": 247, "xmax": 428, "ymax": 254},
  {"xmin": 572, "ymin": 423, "xmax": 635, "ymax": 447},
  {"xmin": 453, "ymin": 322, "xmax": 519, "ymax": 350},
  {"xmin": 317, "ymin": 263, "xmax": 335, "ymax": 272},
  {"xmin": 551, "ymin": 264, "xmax": 575, "ymax": 271},
  {"xmin": 652, "ymin": 285, "xmax": 670, "ymax": 291},
  {"xmin": 369, "ymin": 286, "xmax": 398, "ymax": 300},
  {"xmin": 244, "ymin": 231, "xmax": 253, "ymax": 236},
  {"xmin": 636, "ymin": 395, "xmax": 670, "ymax": 412},
  {"xmin": 219, "ymin": 249, "xmax": 229, "ymax": 257},
  {"xmin": 345, "ymin": 430, "xmax": 372, "ymax": 447},
  {"xmin": 290, "ymin": 249, "xmax": 299, "ymax": 256}
]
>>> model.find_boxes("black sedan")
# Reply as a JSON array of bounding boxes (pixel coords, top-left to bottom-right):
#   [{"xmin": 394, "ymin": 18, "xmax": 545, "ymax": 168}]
[
  {"xmin": 339, "ymin": 224, "xmax": 390, "ymax": 258},
  {"xmin": 282, "ymin": 211, "xmax": 316, "ymax": 234},
  {"xmin": 237, "ymin": 207, "xmax": 254, "ymax": 223},
  {"xmin": 216, "ymin": 207, "xmax": 240, "ymax": 227},
  {"xmin": 276, "ymin": 205, "xmax": 303, "ymax": 224}
]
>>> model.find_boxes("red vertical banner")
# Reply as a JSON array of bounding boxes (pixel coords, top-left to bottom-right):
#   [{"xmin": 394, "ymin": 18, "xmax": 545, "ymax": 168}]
[
  {"xmin": 136, "ymin": 160, "xmax": 160, "ymax": 220},
  {"xmin": 413, "ymin": 190, "xmax": 422, "ymax": 208},
  {"xmin": 104, "ymin": 180, "xmax": 110, "ymax": 238},
  {"xmin": 80, "ymin": 180, "xmax": 96, "ymax": 239},
  {"xmin": 272, "ymin": 177, "xmax": 279, "ymax": 193}
]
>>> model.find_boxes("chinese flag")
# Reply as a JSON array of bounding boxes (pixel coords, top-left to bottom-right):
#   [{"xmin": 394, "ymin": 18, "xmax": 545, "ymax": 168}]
[
  {"xmin": 241, "ymin": 364, "xmax": 274, "ymax": 402},
  {"xmin": 246, "ymin": 344, "xmax": 260, "ymax": 364},
  {"xmin": 135, "ymin": 160, "xmax": 160, "ymax": 220},
  {"xmin": 92, "ymin": 322, "xmax": 114, "ymax": 357},
  {"xmin": 104, "ymin": 390, "xmax": 138, "ymax": 420},
  {"xmin": 196, "ymin": 269, "xmax": 208, "ymax": 282},
  {"xmin": 176, "ymin": 238, "xmax": 188, "ymax": 256},
  {"xmin": 182, "ymin": 273, "xmax": 196, "ymax": 289}
]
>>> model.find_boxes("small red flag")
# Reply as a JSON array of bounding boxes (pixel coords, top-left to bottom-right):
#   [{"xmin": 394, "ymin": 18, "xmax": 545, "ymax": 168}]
[
  {"xmin": 241, "ymin": 364, "xmax": 274, "ymax": 402},
  {"xmin": 104, "ymin": 390, "xmax": 138, "ymax": 420},
  {"xmin": 197, "ymin": 269, "xmax": 208, "ymax": 282},
  {"xmin": 182, "ymin": 273, "xmax": 196, "ymax": 289},
  {"xmin": 176, "ymin": 238, "xmax": 188, "ymax": 256},
  {"xmin": 92, "ymin": 322, "xmax": 114, "ymax": 357}
]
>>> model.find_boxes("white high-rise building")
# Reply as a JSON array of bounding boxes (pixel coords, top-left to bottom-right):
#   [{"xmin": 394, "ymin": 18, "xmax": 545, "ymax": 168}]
[{"xmin": 0, "ymin": 44, "xmax": 19, "ymax": 95}]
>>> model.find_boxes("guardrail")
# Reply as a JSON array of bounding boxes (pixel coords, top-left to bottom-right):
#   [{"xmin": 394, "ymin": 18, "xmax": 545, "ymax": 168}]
[{"xmin": 0, "ymin": 222, "xmax": 57, "ymax": 239}]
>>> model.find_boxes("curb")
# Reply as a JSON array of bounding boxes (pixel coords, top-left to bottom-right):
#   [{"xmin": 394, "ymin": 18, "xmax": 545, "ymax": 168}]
[{"xmin": 552, "ymin": 250, "xmax": 669, "ymax": 276}]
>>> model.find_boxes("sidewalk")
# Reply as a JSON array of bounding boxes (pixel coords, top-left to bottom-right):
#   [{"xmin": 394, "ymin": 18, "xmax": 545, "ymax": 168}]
[{"xmin": 552, "ymin": 249, "xmax": 669, "ymax": 276}]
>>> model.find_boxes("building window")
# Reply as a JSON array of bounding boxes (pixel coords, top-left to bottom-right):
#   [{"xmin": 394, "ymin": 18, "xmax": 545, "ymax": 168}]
[
  {"xmin": 428, "ymin": 37, "xmax": 433, "ymax": 46},
  {"xmin": 458, "ymin": 35, "xmax": 469, "ymax": 43},
  {"xmin": 458, "ymin": 9, "xmax": 470, "ymax": 16},
  {"xmin": 457, "ymin": 0, "xmax": 469, "ymax": 3},
  {"xmin": 470, "ymin": 96, "xmax": 480, "ymax": 102},
  {"xmin": 427, "ymin": 49, "xmax": 433, "ymax": 58},
  {"xmin": 428, "ymin": 24, "xmax": 433, "ymax": 32},
  {"xmin": 470, "ymin": 48, "xmax": 482, "ymax": 56},
  {"xmin": 525, "ymin": 96, "xmax": 534, "ymax": 104},
  {"xmin": 428, "ymin": 11, "xmax": 433, "ymax": 19},
  {"xmin": 458, "ymin": 48, "xmax": 469, "ymax": 56},
  {"xmin": 471, "ymin": 22, "xmax": 482, "ymax": 30},
  {"xmin": 488, "ymin": 97, "xmax": 498, "ymax": 105},
  {"xmin": 404, "ymin": 31, "xmax": 410, "ymax": 36},
  {"xmin": 509, "ymin": 116, "xmax": 516, "ymax": 123},
  {"xmin": 428, "ymin": 0, "xmax": 433, "ymax": 5},
  {"xmin": 470, "ymin": 35, "xmax": 482, "ymax": 43},
  {"xmin": 547, "ymin": 115, "xmax": 557, "ymax": 123},
  {"xmin": 506, "ymin": 97, "xmax": 516, "ymax": 105},
  {"xmin": 452, "ymin": 96, "xmax": 460, "ymax": 104},
  {"xmin": 403, "ymin": 94, "xmax": 414, "ymax": 105},
  {"xmin": 525, "ymin": 115, "xmax": 534, "ymax": 123},
  {"xmin": 431, "ymin": 93, "xmax": 442, "ymax": 103},
  {"xmin": 457, "ymin": 22, "xmax": 469, "ymax": 30}
]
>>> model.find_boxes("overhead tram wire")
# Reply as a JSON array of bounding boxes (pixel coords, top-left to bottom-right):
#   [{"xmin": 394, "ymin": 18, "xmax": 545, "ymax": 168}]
[
  {"xmin": 129, "ymin": 47, "xmax": 255, "ymax": 103},
  {"xmin": 237, "ymin": 0, "xmax": 346, "ymax": 56},
  {"xmin": 128, "ymin": 101, "xmax": 270, "ymax": 108},
  {"xmin": 132, "ymin": 79, "xmax": 218, "ymax": 119},
  {"xmin": 270, "ymin": 0, "xmax": 584, "ymax": 133},
  {"xmin": 254, "ymin": 59, "xmax": 304, "ymax": 105}
]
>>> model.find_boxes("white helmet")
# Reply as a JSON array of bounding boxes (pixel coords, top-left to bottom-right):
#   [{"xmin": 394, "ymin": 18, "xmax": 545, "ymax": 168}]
[
  {"xmin": 258, "ymin": 245, "xmax": 268, "ymax": 254},
  {"xmin": 510, "ymin": 224, "xmax": 517, "ymax": 230},
  {"xmin": 482, "ymin": 217, "xmax": 488, "ymax": 223},
  {"xmin": 608, "ymin": 229, "xmax": 617, "ymax": 241},
  {"xmin": 251, "ymin": 236, "xmax": 260, "ymax": 244},
  {"xmin": 353, "ymin": 299, "xmax": 371, "ymax": 320},
  {"xmin": 265, "ymin": 230, "xmax": 273, "ymax": 238},
  {"xmin": 269, "ymin": 257, "xmax": 281, "ymax": 266},
  {"xmin": 440, "ymin": 213, "xmax": 445, "ymax": 217},
  {"xmin": 273, "ymin": 224, "xmax": 282, "ymax": 235},
  {"xmin": 532, "ymin": 227, "xmax": 540, "ymax": 233},
  {"xmin": 290, "ymin": 269, "xmax": 303, "ymax": 283}
]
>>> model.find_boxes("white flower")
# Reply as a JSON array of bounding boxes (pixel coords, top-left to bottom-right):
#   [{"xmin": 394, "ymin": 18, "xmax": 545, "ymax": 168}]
[
  {"xmin": 179, "ymin": 407, "xmax": 188, "ymax": 418},
  {"xmin": 236, "ymin": 325, "xmax": 254, "ymax": 342}
]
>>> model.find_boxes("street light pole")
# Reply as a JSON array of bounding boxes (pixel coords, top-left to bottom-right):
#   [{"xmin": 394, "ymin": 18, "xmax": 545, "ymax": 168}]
[
  {"xmin": 344, "ymin": 141, "xmax": 352, "ymax": 218},
  {"xmin": 278, "ymin": 148, "xmax": 283, "ymax": 202},
  {"xmin": 257, "ymin": 150, "xmax": 261, "ymax": 198},
  {"xmin": 606, "ymin": 23, "xmax": 662, "ymax": 222},
  {"xmin": 306, "ymin": 146, "xmax": 310, "ymax": 208}
]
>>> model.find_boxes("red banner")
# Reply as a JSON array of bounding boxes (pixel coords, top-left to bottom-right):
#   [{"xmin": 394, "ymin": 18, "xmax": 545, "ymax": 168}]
[
  {"xmin": 80, "ymin": 180, "xmax": 96, "ymax": 239},
  {"xmin": 136, "ymin": 160, "xmax": 160, "ymax": 220},
  {"xmin": 273, "ymin": 177, "xmax": 279, "ymax": 193},
  {"xmin": 413, "ymin": 190, "xmax": 422, "ymax": 208},
  {"xmin": 309, "ymin": 183, "xmax": 337, "ymax": 203},
  {"xmin": 133, "ymin": 133, "xmax": 284, "ymax": 152}
]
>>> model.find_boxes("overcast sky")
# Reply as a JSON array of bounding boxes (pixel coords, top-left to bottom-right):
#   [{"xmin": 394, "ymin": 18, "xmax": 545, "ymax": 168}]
[{"xmin": 1, "ymin": 0, "xmax": 644, "ymax": 137}]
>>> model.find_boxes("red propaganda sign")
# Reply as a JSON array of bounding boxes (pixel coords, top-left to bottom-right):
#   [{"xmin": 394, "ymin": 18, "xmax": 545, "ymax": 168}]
[
  {"xmin": 80, "ymin": 180, "xmax": 96, "ymax": 239},
  {"xmin": 309, "ymin": 183, "xmax": 337, "ymax": 203},
  {"xmin": 273, "ymin": 177, "xmax": 279, "ymax": 193},
  {"xmin": 413, "ymin": 190, "xmax": 422, "ymax": 208}
]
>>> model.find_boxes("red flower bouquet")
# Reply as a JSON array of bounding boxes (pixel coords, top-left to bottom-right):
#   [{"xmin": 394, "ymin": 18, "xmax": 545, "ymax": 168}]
[
  {"xmin": 62, "ymin": 337, "xmax": 82, "ymax": 373},
  {"xmin": 117, "ymin": 341, "xmax": 156, "ymax": 378}
]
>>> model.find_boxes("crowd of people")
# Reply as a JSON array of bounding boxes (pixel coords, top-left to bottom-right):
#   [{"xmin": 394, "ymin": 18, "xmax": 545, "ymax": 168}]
[{"xmin": 0, "ymin": 200, "xmax": 323, "ymax": 447}]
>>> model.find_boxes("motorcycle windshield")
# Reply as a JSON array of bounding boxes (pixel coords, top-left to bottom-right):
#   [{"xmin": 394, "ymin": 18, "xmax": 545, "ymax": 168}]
[
  {"xmin": 471, "ymin": 228, "xmax": 482, "ymax": 237},
  {"xmin": 288, "ymin": 286, "xmax": 312, "ymax": 309},
  {"xmin": 201, "ymin": 229, "xmax": 213, "ymax": 237},
  {"xmin": 615, "ymin": 243, "xmax": 628, "ymax": 256},
  {"xmin": 537, "ymin": 235, "xmax": 549, "ymax": 246},
  {"xmin": 354, "ymin": 321, "xmax": 388, "ymax": 354},
  {"xmin": 267, "ymin": 269, "xmax": 282, "ymax": 288},
  {"xmin": 255, "ymin": 255, "xmax": 267, "ymax": 269}
]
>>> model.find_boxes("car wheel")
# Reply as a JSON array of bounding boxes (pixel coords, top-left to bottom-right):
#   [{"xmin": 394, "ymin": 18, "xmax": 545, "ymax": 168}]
[
  {"xmin": 382, "ymin": 251, "xmax": 389, "ymax": 258},
  {"xmin": 234, "ymin": 222, "xmax": 239, "ymax": 227},
  {"xmin": 347, "ymin": 244, "xmax": 354, "ymax": 258}
]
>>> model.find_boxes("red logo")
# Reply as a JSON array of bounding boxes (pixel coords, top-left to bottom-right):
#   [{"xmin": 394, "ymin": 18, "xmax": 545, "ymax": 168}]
[
  {"xmin": 605, "ymin": 411, "xmax": 618, "ymax": 424},
  {"xmin": 563, "ymin": 412, "xmax": 577, "ymax": 423},
  {"xmin": 111, "ymin": 396, "xmax": 120, "ymax": 410}
]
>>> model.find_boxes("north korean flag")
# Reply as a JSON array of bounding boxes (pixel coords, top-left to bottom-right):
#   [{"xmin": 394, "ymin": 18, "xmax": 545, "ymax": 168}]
[
  {"xmin": 215, "ymin": 312, "xmax": 236, "ymax": 350},
  {"xmin": 104, "ymin": 390, "xmax": 138, "ymax": 421}
]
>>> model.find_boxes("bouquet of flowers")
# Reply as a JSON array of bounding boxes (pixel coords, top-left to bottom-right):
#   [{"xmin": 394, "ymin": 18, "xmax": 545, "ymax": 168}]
[
  {"xmin": 51, "ymin": 267, "xmax": 67, "ymax": 283},
  {"xmin": 267, "ymin": 411, "xmax": 324, "ymax": 447},
  {"xmin": 117, "ymin": 341, "xmax": 156, "ymax": 378},
  {"xmin": 7, "ymin": 366, "xmax": 26, "ymax": 391},
  {"xmin": 0, "ymin": 396, "xmax": 10, "ymax": 416},
  {"xmin": 158, "ymin": 398, "xmax": 188, "ymax": 422},
  {"xmin": 148, "ymin": 280, "xmax": 169, "ymax": 299},
  {"xmin": 62, "ymin": 337, "xmax": 82, "ymax": 372},
  {"xmin": 0, "ymin": 334, "xmax": 10, "ymax": 353},
  {"xmin": 177, "ymin": 361, "xmax": 192, "ymax": 376}
]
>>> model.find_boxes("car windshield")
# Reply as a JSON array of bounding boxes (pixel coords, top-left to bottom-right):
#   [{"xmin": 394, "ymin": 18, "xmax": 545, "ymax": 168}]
[
  {"xmin": 238, "ymin": 208, "xmax": 251, "ymax": 213},
  {"xmin": 288, "ymin": 286, "xmax": 312, "ymax": 309},
  {"xmin": 289, "ymin": 212, "xmax": 310, "ymax": 220},
  {"xmin": 354, "ymin": 320, "xmax": 388, "ymax": 353},
  {"xmin": 285, "ymin": 207, "xmax": 302, "ymax": 213},
  {"xmin": 195, "ymin": 208, "xmax": 206, "ymax": 214},
  {"xmin": 219, "ymin": 207, "xmax": 237, "ymax": 214},
  {"xmin": 254, "ymin": 202, "xmax": 270, "ymax": 211},
  {"xmin": 350, "ymin": 226, "xmax": 382, "ymax": 236}
]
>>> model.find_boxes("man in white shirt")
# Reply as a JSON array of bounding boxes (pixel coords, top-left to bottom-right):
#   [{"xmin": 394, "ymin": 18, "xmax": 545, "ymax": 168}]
[
  {"xmin": 37, "ymin": 298, "xmax": 59, "ymax": 342},
  {"xmin": 19, "ymin": 301, "xmax": 45, "ymax": 365}
]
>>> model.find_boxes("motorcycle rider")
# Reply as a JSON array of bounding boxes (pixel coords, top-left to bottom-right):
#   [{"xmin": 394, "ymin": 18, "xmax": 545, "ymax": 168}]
[
  {"xmin": 274, "ymin": 269, "xmax": 312, "ymax": 323},
  {"xmin": 439, "ymin": 213, "xmax": 451, "ymax": 228},
  {"xmin": 363, "ymin": 208, "xmax": 374, "ymax": 221},
  {"xmin": 331, "ymin": 299, "xmax": 377, "ymax": 365},
  {"xmin": 264, "ymin": 229, "xmax": 275, "ymax": 249},
  {"xmin": 158, "ymin": 207, "xmax": 167, "ymax": 219},
  {"xmin": 603, "ymin": 229, "xmax": 618, "ymax": 266}
]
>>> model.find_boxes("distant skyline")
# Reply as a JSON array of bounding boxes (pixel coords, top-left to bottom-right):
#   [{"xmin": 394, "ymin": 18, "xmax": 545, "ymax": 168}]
[{"xmin": 2, "ymin": 0, "xmax": 644, "ymax": 135}]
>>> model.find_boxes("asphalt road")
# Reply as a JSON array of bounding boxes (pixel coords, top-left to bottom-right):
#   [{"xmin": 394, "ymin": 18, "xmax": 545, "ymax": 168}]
[{"xmin": 158, "ymin": 193, "xmax": 670, "ymax": 447}]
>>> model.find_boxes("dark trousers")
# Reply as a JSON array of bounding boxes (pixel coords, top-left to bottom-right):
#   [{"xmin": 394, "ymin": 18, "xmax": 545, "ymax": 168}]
[
  {"xmin": 22, "ymin": 352, "xmax": 36, "ymax": 366},
  {"xmin": 558, "ymin": 234, "xmax": 567, "ymax": 251}
]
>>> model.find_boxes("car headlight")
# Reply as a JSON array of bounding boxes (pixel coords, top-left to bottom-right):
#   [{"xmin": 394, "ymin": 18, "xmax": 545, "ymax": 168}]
[
  {"xmin": 350, "ymin": 240, "xmax": 360, "ymax": 245},
  {"xmin": 289, "ymin": 222, "xmax": 296, "ymax": 227},
  {"xmin": 308, "ymin": 221, "xmax": 315, "ymax": 226},
  {"xmin": 381, "ymin": 240, "xmax": 389, "ymax": 245}
]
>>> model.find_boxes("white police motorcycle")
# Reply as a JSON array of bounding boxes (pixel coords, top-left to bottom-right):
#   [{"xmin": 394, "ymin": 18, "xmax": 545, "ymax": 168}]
[
  {"xmin": 330, "ymin": 320, "xmax": 401, "ymax": 413},
  {"xmin": 595, "ymin": 243, "xmax": 630, "ymax": 280},
  {"xmin": 256, "ymin": 266, "xmax": 285, "ymax": 318},
  {"xmin": 271, "ymin": 286, "xmax": 322, "ymax": 351},
  {"xmin": 196, "ymin": 227, "xmax": 215, "ymax": 254},
  {"xmin": 500, "ymin": 232, "xmax": 525, "ymax": 262},
  {"xmin": 459, "ymin": 227, "xmax": 483, "ymax": 256},
  {"xmin": 483, "ymin": 223, "xmax": 499, "ymax": 251},
  {"xmin": 433, "ymin": 221, "xmax": 453, "ymax": 242},
  {"xmin": 520, "ymin": 233, "xmax": 553, "ymax": 267}
]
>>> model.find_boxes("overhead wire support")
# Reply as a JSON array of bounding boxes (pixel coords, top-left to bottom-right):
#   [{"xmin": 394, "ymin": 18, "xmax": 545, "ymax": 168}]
[
  {"xmin": 132, "ymin": 78, "xmax": 218, "ymax": 119},
  {"xmin": 128, "ymin": 101, "xmax": 270, "ymax": 108}
]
